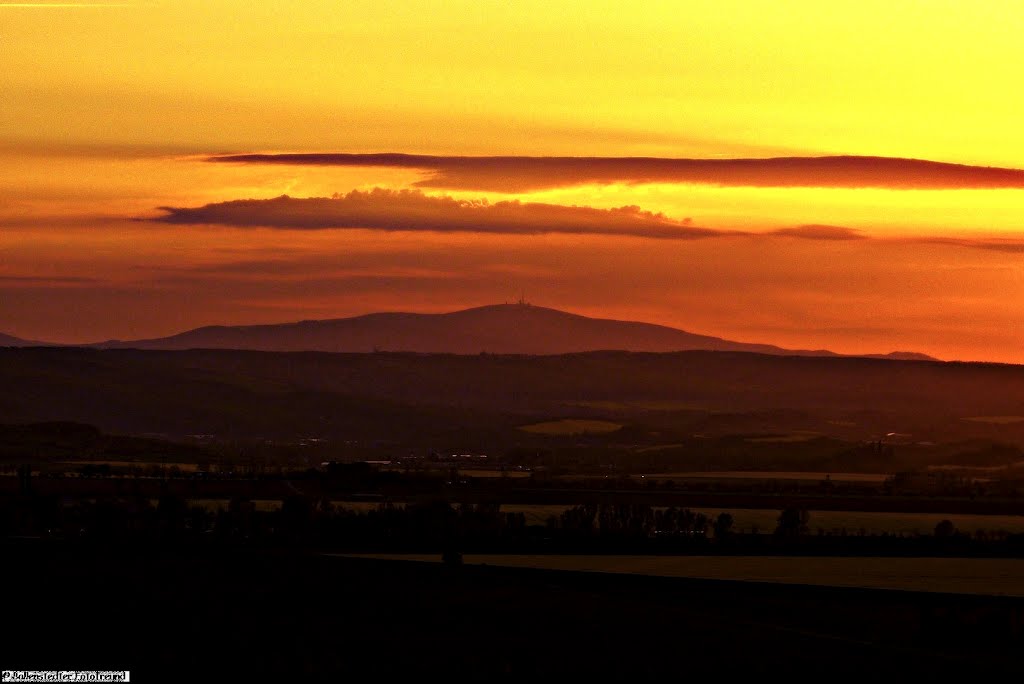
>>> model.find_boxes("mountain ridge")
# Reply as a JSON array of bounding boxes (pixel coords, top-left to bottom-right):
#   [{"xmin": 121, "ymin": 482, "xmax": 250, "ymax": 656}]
[
  {"xmin": 81, "ymin": 303, "xmax": 939, "ymax": 360},
  {"xmin": 0, "ymin": 332, "xmax": 50, "ymax": 348}
]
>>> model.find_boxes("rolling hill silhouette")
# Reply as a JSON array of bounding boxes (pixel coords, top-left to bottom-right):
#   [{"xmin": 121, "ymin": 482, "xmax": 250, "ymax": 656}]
[
  {"xmin": 92, "ymin": 303, "xmax": 935, "ymax": 359},
  {"xmin": 0, "ymin": 332, "xmax": 48, "ymax": 347},
  {"xmin": 1, "ymin": 346, "xmax": 1019, "ymax": 451}
]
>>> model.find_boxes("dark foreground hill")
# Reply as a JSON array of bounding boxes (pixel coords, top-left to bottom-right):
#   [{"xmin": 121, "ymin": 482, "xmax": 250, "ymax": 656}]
[
  {"xmin": 89, "ymin": 303, "xmax": 934, "ymax": 359},
  {"xmin": 1, "ymin": 347, "xmax": 1021, "ymax": 448},
  {"xmin": 7, "ymin": 542, "xmax": 1023, "ymax": 677}
]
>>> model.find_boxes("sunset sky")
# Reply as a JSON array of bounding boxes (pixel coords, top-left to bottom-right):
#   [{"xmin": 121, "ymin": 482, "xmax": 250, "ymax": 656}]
[{"xmin": 3, "ymin": 1, "xmax": 1024, "ymax": 361}]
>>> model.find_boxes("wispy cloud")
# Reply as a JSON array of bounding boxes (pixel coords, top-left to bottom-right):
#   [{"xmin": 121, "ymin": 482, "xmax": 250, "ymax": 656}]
[
  {"xmin": 207, "ymin": 153, "xmax": 1024, "ymax": 192},
  {"xmin": 918, "ymin": 237, "xmax": 1024, "ymax": 253},
  {"xmin": 0, "ymin": 3, "xmax": 140, "ymax": 7},
  {"xmin": 0, "ymin": 275, "xmax": 99, "ymax": 283},
  {"xmin": 769, "ymin": 225, "xmax": 866, "ymax": 241}
]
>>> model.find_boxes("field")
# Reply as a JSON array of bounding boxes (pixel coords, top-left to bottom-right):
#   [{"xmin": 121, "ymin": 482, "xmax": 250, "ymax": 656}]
[
  {"xmin": 518, "ymin": 419, "xmax": 623, "ymax": 435},
  {"xmin": 62, "ymin": 460, "xmax": 203, "ymax": 472},
  {"xmin": 448, "ymin": 468, "xmax": 533, "ymax": 478},
  {"xmin": 10, "ymin": 540, "xmax": 1024, "ymax": 676},
  {"xmin": 637, "ymin": 470, "xmax": 891, "ymax": 483},
  {"xmin": 192, "ymin": 500, "xmax": 410, "ymax": 513},
  {"xmin": 635, "ymin": 443, "xmax": 685, "ymax": 453},
  {"xmin": 565, "ymin": 399, "xmax": 707, "ymax": 411},
  {"xmin": 190, "ymin": 498, "xmax": 283, "ymax": 512},
  {"xmin": 744, "ymin": 432, "xmax": 823, "ymax": 443},
  {"xmin": 345, "ymin": 553, "xmax": 1024, "ymax": 597}
]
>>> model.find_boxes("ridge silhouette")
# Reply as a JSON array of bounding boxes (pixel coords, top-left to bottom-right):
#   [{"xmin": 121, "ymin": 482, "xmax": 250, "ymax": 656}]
[{"xmin": 55, "ymin": 303, "xmax": 937, "ymax": 359}]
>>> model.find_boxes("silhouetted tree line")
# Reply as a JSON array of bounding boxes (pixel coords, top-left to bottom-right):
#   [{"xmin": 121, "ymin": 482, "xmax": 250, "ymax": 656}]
[
  {"xmin": 5, "ymin": 492, "xmax": 1024, "ymax": 557},
  {"xmin": 549, "ymin": 504, "xmax": 712, "ymax": 538}
]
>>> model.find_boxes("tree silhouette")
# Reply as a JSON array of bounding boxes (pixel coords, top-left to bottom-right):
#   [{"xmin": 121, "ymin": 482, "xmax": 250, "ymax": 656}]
[
  {"xmin": 714, "ymin": 512, "xmax": 734, "ymax": 540},
  {"xmin": 775, "ymin": 508, "xmax": 810, "ymax": 538}
]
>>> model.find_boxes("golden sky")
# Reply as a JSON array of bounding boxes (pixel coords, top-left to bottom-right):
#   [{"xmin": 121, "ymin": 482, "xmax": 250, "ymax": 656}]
[{"xmin": 2, "ymin": 1, "xmax": 1024, "ymax": 361}]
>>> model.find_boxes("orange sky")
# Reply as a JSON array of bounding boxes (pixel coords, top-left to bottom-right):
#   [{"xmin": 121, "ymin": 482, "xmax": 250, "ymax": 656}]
[{"xmin": 2, "ymin": 1, "xmax": 1024, "ymax": 361}]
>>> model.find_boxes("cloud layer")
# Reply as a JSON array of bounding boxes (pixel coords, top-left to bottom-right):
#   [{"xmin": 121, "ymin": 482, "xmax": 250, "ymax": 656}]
[
  {"xmin": 153, "ymin": 188, "xmax": 725, "ymax": 239},
  {"xmin": 152, "ymin": 189, "xmax": 1024, "ymax": 255},
  {"xmin": 208, "ymin": 153, "xmax": 1024, "ymax": 192}
]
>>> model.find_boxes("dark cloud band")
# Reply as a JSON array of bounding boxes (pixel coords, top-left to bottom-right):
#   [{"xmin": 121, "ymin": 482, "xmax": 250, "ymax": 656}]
[
  {"xmin": 206, "ymin": 153, "xmax": 1024, "ymax": 192},
  {"xmin": 152, "ymin": 188, "xmax": 726, "ymax": 239},
  {"xmin": 150, "ymin": 188, "xmax": 1024, "ymax": 253}
]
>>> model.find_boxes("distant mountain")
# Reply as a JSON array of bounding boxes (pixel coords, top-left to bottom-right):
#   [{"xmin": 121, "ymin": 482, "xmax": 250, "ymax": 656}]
[
  {"xmin": 0, "ymin": 332, "xmax": 49, "ymax": 347},
  {"xmin": 93, "ymin": 303, "xmax": 938, "ymax": 360}
]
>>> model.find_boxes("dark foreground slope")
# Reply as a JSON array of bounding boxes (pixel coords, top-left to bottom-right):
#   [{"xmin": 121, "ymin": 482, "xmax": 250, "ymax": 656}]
[
  {"xmin": 1, "ymin": 346, "xmax": 1022, "ymax": 444},
  {"xmin": 6, "ymin": 540, "xmax": 1022, "ymax": 678}
]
